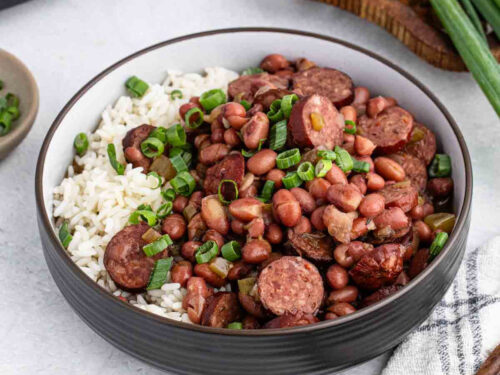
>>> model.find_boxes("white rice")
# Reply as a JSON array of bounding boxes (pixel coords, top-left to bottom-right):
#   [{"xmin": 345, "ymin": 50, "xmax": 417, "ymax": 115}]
[{"xmin": 52, "ymin": 67, "xmax": 239, "ymax": 322}]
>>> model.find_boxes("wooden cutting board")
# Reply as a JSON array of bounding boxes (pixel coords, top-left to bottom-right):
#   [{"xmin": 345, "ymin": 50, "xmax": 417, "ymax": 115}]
[{"xmin": 318, "ymin": 0, "xmax": 500, "ymax": 71}]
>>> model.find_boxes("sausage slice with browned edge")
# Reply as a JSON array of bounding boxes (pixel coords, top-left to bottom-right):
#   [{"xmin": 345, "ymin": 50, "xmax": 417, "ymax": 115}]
[
  {"xmin": 258, "ymin": 256, "xmax": 324, "ymax": 316},
  {"xmin": 379, "ymin": 181, "xmax": 419, "ymax": 212},
  {"xmin": 388, "ymin": 153, "xmax": 428, "ymax": 193},
  {"xmin": 404, "ymin": 123, "xmax": 437, "ymax": 165},
  {"xmin": 204, "ymin": 152, "xmax": 245, "ymax": 195},
  {"xmin": 288, "ymin": 94, "xmax": 344, "ymax": 150},
  {"xmin": 104, "ymin": 222, "xmax": 168, "ymax": 290},
  {"xmin": 228, "ymin": 73, "xmax": 289, "ymax": 103},
  {"xmin": 357, "ymin": 106, "xmax": 414, "ymax": 154},
  {"xmin": 201, "ymin": 292, "xmax": 242, "ymax": 328},
  {"xmin": 122, "ymin": 124, "xmax": 156, "ymax": 172},
  {"xmin": 292, "ymin": 67, "xmax": 354, "ymax": 107},
  {"xmin": 286, "ymin": 231, "xmax": 334, "ymax": 263}
]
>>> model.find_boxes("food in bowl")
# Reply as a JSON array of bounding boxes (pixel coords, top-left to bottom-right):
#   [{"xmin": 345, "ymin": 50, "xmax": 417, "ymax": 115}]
[
  {"xmin": 52, "ymin": 53, "xmax": 456, "ymax": 330},
  {"xmin": 0, "ymin": 81, "xmax": 21, "ymax": 137}
]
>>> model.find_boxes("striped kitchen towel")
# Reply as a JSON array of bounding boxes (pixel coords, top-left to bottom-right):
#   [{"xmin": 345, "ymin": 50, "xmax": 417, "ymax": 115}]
[{"xmin": 382, "ymin": 237, "xmax": 500, "ymax": 375}]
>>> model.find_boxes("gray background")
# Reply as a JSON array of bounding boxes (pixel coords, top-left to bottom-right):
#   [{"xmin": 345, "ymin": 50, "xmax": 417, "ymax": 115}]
[{"xmin": 0, "ymin": 0, "xmax": 498, "ymax": 374}]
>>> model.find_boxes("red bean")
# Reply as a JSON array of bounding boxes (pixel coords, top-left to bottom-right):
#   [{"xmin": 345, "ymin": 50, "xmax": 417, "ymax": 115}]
[
  {"xmin": 427, "ymin": 178, "xmax": 453, "ymax": 198},
  {"xmin": 181, "ymin": 241, "xmax": 201, "ymax": 262},
  {"xmin": 172, "ymin": 196, "xmax": 188, "ymax": 214},
  {"xmin": 194, "ymin": 134, "xmax": 211, "ymax": 150},
  {"xmin": 422, "ymin": 203, "xmax": 435, "ymax": 218},
  {"xmin": 415, "ymin": 220, "xmax": 433, "ymax": 243},
  {"xmin": 201, "ymin": 195, "xmax": 229, "ymax": 235},
  {"xmin": 374, "ymin": 157, "xmax": 405, "ymax": 182},
  {"xmin": 293, "ymin": 216, "xmax": 312, "ymax": 235},
  {"xmin": 327, "ymin": 286, "xmax": 359, "ymax": 304},
  {"xmin": 350, "ymin": 175, "xmax": 367, "ymax": 195},
  {"xmin": 227, "ymin": 260, "xmax": 254, "ymax": 281},
  {"xmin": 290, "ymin": 187, "xmax": 316, "ymax": 215},
  {"xmin": 223, "ymin": 128, "xmax": 241, "ymax": 146},
  {"xmin": 306, "ymin": 178, "xmax": 331, "ymax": 202},
  {"xmin": 229, "ymin": 198, "xmax": 263, "ymax": 222},
  {"xmin": 325, "ymin": 165, "xmax": 348, "ymax": 185},
  {"xmin": 242, "ymin": 112, "xmax": 269, "ymax": 149},
  {"xmin": 199, "ymin": 143, "xmax": 230, "ymax": 165},
  {"xmin": 170, "ymin": 261, "xmax": 193, "ymax": 287},
  {"xmin": 202, "ymin": 229, "xmax": 225, "ymax": 250},
  {"xmin": 359, "ymin": 193, "xmax": 385, "ymax": 218},
  {"xmin": 352, "ymin": 87, "xmax": 370, "ymax": 106},
  {"xmin": 247, "ymin": 149, "xmax": 277, "ymax": 175},
  {"xmin": 310, "ymin": 206, "xmax": 327, "ymax": 231},
  {"xmin": 325, "ymin": 312, "xmax": 339, "ymax": 320},
  {"xmin": 409, "ymin": 204, "xmax": 425, "ymax": 220},
  {"xmin": 374, "ymin": 207, "xmax": 409, "ymax": 231},
  {"xmin": 246, "ymin": 217, "xmax": 265, "ymax": 238},
  {"xmin": 265, "ymin": 223, "xmax": 283, "ymax": 244},
  {"xmin": 242, "ymin": 239, "xmax": 271, "ymax": 264},
  {"xmin": 340, "ymin": 105, "xmax": 357, "ymax": 124},
  {"xmin": 367, "ymin": 96, "xmax": 396, "ymax": 118},
  {"xmin": 351, "ymin": 217, "xmax": 368, "ymax": 240},
  {"xmin": 326, "ymin": 184, "xmax": 363, "ymax": 212},
  {"xmin": 194, "ymin": 263, "xmax": 226, "ymax": 288},
  {"xmin": 231, "ymin": 219, "xmax": 246, "ymax": 235},
  {"xmin": 179, "ymin": 102, "xmax": 201, "ymax": 121},
  {"xmin": 272, "ymin": 189, "xmax": 301, "ymax": 227},
  {"xmin": 222, "ymin": 102, "xmax": 247, "ymax": 130},
  {"xmin": 266, "ymin": 169, "xmax": 285, "ymax": 189},
  {"xmin": 161, "ymin": 213, "xmax": 187, "ymax": 240},
  {"xmin": 260, "ymin": 54, "xmax": 290, "ymax": 73},
  {"xmin": 327, "ymin": 302, "xmax": 356, "ymax": 316},
  {"xmin": 295, "ymin": 57, "xmax": 316, "ymax": 71},
  {"xmin": 211, "ymin": 128, "xmax": 224, "ymax": 144},
  {"xmin": 326, "ymin": 264, "xmax": 349, "ymax": 290},
  {"xmin": 354, "ymin": 135, "xmax": 376, "ymax": 156},
  {"xmin": 366, "ymin": 172, "xmax": 385, "ymax": 191}
]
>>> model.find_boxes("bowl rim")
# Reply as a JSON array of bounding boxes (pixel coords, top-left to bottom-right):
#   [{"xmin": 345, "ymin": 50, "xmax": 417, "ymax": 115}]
[{"xmin": 35, "ymin": 27, "xmax": 472, "ymax": 336}]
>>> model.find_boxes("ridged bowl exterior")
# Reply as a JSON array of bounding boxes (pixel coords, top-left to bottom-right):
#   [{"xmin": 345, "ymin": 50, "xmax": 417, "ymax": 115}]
[{"xmin": 36, "ymin": 28, "xmax": 472, "ymax": 375}]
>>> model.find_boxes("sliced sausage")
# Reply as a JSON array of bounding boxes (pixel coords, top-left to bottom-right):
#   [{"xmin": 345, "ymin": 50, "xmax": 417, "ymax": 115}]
[
  {"xmin": 122, "ymin": 124, "xmax": 156, "ymax": 172},
  {"xmin": 253, "ymin": 88, "xmax": 295, "ymax": 111},
  {"xmin": 228, "ymin": 73, "xmax": 288, "ymax": 103},
  {"xmin": 104, "ymin": 222, "xmax": 167, "ymax": 290},
  {"xmin": 408, "ymin": 248, "xmax": 430, "ymax": 279},
  {"xmin": 204, "ymin": 153, "xmax": 245, "ymax": 195},
  {"xmin": 258, "ymin": 256, "xmax": 324, "ymax": 316},
  {"xmin": 373, "ymin": 207, "xmax": 411, "ymax": 243},
  {"xmin": 379, "ymin": 182, "xmax": 418, "ymax": 213},
  {"xmin": 288, "ymin": 94, "xmax": 344, "ymax": 150},
  {"xmin": 264, "ymin": 312, "xmax": 319, "ymax": 329},
  {"xmin": 404, "ymin": 123, "xmax": 436, "ymax": 165},
  {"xmin": 388, "ymin": 153, "xmax": 428, "ymax": 193},
  {"xmin": 286, "ymin": 231, "xmax": 334, "ymax": 263},
  {"xmin": 349, "ymin": 244, "xmax": 404, "ymax": 290},
  {"xmin": 357, "ymin": 106, "xmax": 413, "ymax": 154},
  {"xmin": 292, "ymin": 67, "xmax": 354, "ymax": 107},
  {"xmin": 201, "ymin": 292, "xmax": 241, "ymax": 328}
]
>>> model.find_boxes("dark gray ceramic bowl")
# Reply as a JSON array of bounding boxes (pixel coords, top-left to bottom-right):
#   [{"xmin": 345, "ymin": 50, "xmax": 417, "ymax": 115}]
[{"xmin": 35, "ymin": 28, "xmax": 472, "ymax": 375}]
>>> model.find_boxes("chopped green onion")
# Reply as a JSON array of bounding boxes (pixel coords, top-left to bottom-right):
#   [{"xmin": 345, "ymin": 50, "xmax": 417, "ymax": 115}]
[
  {"xmin": 182, "ymin": 152, "xmax": 193, "ymax": 168},
  {"xmin": 0, "ymin": 80, "xmax": 3, "ymax": 90},
  {"xmin": 282, "ymin": 171, "xmax": 302, "ymax": 189},
  {"xmin": 241, "ymin": 67, "xmax": 264, "ymax": 75},
  {"xmin": 317, "ymin": 150, "xmax": 337, "ymax": 161},
  {"xmin": 315, "ymin": 159, "xmax": 333, "ymax": 178},
  {"xmin": 125, "ymin": 76, "xmax": 149, "ymax": 98},
  {"xmin": 165, "ymin": 124, "xmax": 186, "ymax": 147},
  {"xmin": 73, "ymin": 133, "xmax": 89, "ymax": 156},
  {"xmin": 107, "ymin": 144, "xmax": 125, "ymax": 175},
  {"xmin": 218, "ymin": 179, "xmax": 239, "ymax": 204},
  {"xmin": 141, "ymin": 137, "xmax": 165, "ymax": 158},
  {"xmin": 147, "ymin": 171, "xmax": 162, "ymax": 188},
  {"xmin": 276, "ymin": 148, "xmax": 301, "ymax": 169},
  {"xmin": 7, "ymin": 106, "xmax": 19, "ymax": 120},
  {"xmin": 0, "ymin": 110, "xmax": 12, "ymax": 136},
  {"xmin": 161, "ymin": 188, "xmax": 176, "ymax": 201},
  {"xmin": 143, "ymin": 234, "xmax": 173, "ymax": 257},
  {"xmin": 430, "ymin": 232, "xmax": 449, "ymax": 259},
  {"xmin": 170, "ymin": 171, "xmax": 196, "ymax": 196},
  {"xmin": 334, "ymin": 146, "xmax": 353, "ymax": 173},
  {"xmin": 221, "ymin": 241, "xmax": 242, "ymax": 261},
  {"xmin": 240, "ymin": 100, "xmax": 251, "ymax": 111},
  {"xmin": 199, "ymin": 89, "xmax": 226, "ymax": 112},
  {"xmin": 157, "ymin": 202, "xmax": 173, "ymax": 219},
  {"xmin": 147, "ymin": 257, "xmax": 173, "ymax": 290},
  {"xmin": 297, "ymin": 162, "xmax": 315, "ymax": 181},
  {"xmin": 6, "ymin": 93, "xmax": 19, "ymax": 107},
  {"xmin": 344, "ymin": 120, "xmax": 356, "ymax": 134},
  {"xmin": 184, "ymin": 107, "xmax": 204, "ymax": 129},
  {"xmin": 280, "ymin": 94, "xmax": 299, "ymax": 119},
  {"xmin": 260, "ymin": 180, "xmax": 275, "ymax": 202},
  {"xmin": 267, "ymin": 99, "xmax": 284, "ymax": 123},
  {"xmin": 58, "ymin": 222, "xmax": 72, "ymax": 248},
  {"xmin": 149, "ymin": 127, "xmax": 168, "ymax": 143},
  {"xmin": 353, "ymin": 159, "xmax": 370, "ymax": 173},
  {"xmin": 195, "ymin": 240, "xmax": 219, "ymax": 264},
  {"xmin": 129, "ymin": 209, "xmax": 157, "ymax": 226},
  {"xmin": 169, "ymin": 147, "xmax": 183, "ymax": 158},
  {"xmin": 170, "ymin": 154, "xmax": 189, "ymax": 173},
  {"xmin": 170, "ymin": 89, "xmax": 183, "ymax": 100},
  {"xmin": 429, "ymin": 154, "xmax": 451, "ymax": 178},
  {"xmin": 137, "ymin": 204, "xmax": 153, "ymax": 211},
  {"xmin": 227, "ymin": 322, "xmax": 243, "ymax": 329},
  {"xmin": 0, "ymin": 97, "xmax": 6, "ymax": 111},
  {"xmin": 269, "ymin": 120, "xmax": 287, "ymax": 150},
  {"xmin": 241, "ymin": 149, "xmax": 255, "ymax": 158}
]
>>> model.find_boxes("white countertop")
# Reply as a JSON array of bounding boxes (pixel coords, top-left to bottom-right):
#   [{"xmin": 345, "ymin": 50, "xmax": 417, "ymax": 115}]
[{"xmin": 0, "ymin": 0, "xmax": 498, "ymax": 374}]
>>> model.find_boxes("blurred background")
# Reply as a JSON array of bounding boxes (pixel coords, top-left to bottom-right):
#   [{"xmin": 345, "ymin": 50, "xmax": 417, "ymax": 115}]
[{"xmin": 0, "ymin": 0, "xmax": 498, "ymax": 374}]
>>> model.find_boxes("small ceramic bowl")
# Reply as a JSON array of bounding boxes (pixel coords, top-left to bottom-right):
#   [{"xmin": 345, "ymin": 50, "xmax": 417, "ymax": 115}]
[
  {"xmin": 0, "ymin": 49, "xmax": 39, "ymax": 159},
  {"xmin": 35, "ymin": 28, "xmax": 472, "ymax": 374}
]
